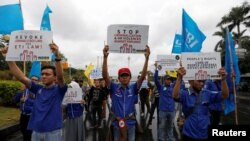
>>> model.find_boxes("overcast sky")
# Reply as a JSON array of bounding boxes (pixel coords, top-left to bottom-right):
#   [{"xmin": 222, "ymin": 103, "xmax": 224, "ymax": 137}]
[{"xmin": 19, "ymin": 0, "xmax": 249, "ymax": 76}]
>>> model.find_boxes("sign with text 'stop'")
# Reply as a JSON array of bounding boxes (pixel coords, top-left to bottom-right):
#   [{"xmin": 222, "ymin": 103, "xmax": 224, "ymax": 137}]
[{"xmin": 107, "ymin": 24, "xmax": 149, "ymax": 54}]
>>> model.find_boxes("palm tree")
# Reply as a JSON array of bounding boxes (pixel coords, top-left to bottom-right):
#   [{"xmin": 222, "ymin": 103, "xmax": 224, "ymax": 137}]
[
  {"xmin": 217, "ymin": 1, "xmax": 250, "ymax": 35},
  {"xmin": 213, "ymin": 26, "xmax": 227, "ymax": 52}
]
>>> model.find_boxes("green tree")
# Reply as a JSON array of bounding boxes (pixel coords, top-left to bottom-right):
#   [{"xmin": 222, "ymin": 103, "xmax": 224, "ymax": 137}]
[
  {"xmin": 217, "ymin": 1, "xmax": 250, "ymax": 34},
  {"xmin": 215, "ymin": 1, "xmax": 250, "ymax": 73}
]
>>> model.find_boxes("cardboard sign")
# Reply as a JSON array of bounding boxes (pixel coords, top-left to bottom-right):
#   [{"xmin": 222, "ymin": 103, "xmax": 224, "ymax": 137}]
[
  {"xmin": 107, "ymin": 24, "xmax": 149, "ymax": 53},
  {"xmin": 62, "ymin": 88, "xmax": 83, "ymax": 104},
  {"xmin": 6, "ymin": 30, "xmax": 53, "ymax": 61},
  {"xmin": 181, "ymin": 52, "xmax": 221, "ymax": 80}
]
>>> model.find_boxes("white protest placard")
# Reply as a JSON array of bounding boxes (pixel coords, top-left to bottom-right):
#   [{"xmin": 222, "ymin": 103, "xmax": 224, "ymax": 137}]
[
  {"xmin": 181, "ymin": 52, "xmax": 221, "ymax": 80},
  {"xmin": 62, "ymin": 88, "xmax": 83, "ymax": 105},
  {"xmin": 6, "ymin": 30, "xmax": 53, "ymax": 61},
  {"xmin": 90, "ymin": 68, "xmax": 102, "ymax": 79},
  {"xmin": 140, "ymin": 80, "xmax": 149, "ymax": 89},
  {"xmin": 156, "ymin": 54, "xmax": 180, "ymax": 76},
  {"xmin": 107, "ymin": 24, "xmax": 149, "ymax": 53}
]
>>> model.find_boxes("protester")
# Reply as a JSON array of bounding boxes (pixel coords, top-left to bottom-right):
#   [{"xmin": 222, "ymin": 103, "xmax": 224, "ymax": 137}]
[
  {"xmin": 138, "ymin": 77, "xmax": 151, "ymax": 117},
  {"xmin": 14, "ymin": 76, "xmax": 39, "ymax": 141},
  {"xmin": 100, "ymin": 78, "xmax": 109, "ymax": 119},
  {"xmin": 64, "ymin": 78, "xmax": 85, "ymax": 141},
  {"xmin": 204, "ymin": 80, "xmax": 223, "ymax": 125},
  {"xmin": 173, "ymin": 67, "xmax": 229, "ymax": 141},
  {"xmin": 88, "ymin": 79, "xmax": 104, "ymax": 128},
  {"xmin": 2, "ymin": 43, "xmax": 67, "ymax": 141},
  {"xmin": 154, "ymin": 62, "xmax": 175, "ymax": 141},
  {"xmin": 102, "ymin": 44, "xmax": 150, "ymax": 141},
  {"xmin": 147, "ymin": 81, "xmax": 160, "ymax": 126}
]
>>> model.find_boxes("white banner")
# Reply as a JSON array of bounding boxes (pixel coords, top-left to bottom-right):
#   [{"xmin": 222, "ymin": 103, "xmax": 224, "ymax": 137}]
[
  {"xmin": 6, "ymin": 30, "xmax": 53, "ymax": 61},
  {"xmin": 107, "ymin": 24, "xmax": 149, "ymax": 53},
  {"xmin": 140, "ymin": 80, "xmax": 149, "ymax": 89},
  {"xmin": 181, "ymin": 52, "xmax": 221, "ymax": 80},
  {"xmin": 156, "ymin": 54, "xmax": 180, "ymax": 76},
  {"xmin": 62, "ymin": 88, "xmax": 83, "ymax": 104},
  {"xmin": 90, "ymin": 68, "xmax": 102, "ymax": 79}
]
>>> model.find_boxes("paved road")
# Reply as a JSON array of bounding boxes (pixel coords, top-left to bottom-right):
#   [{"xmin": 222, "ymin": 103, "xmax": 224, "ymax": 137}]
[
  {"xmin": 6, "ymin": 102, "xmax": 159, "ymax": 141},
  {"xmin": 5, "ymin": 92, "xmax": 250, "ymax": 141}
]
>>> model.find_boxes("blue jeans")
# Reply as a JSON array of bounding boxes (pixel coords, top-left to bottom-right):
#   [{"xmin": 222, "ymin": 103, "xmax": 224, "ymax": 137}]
[
  {"xmin": 113, "ymin": 125, "xmax": 135, "ymax": 141},
  {"xmin": 158, "ymin": 111, "xmax": 175, "ymax": 141},
  {"xmin": 31, "ymin": 129, "xmax": 62, "ymax": 141}
]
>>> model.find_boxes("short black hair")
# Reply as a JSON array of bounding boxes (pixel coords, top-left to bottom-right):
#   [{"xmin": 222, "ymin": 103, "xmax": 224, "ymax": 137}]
[{"xmin": 41, "ymin": 66, "xmax": 56, "ymax": 76}]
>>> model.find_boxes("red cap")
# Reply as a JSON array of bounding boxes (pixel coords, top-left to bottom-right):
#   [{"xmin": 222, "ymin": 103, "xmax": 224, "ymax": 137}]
[{"xmin": 118, "ymin": 68, "xmax": 131, "ymax": 76}]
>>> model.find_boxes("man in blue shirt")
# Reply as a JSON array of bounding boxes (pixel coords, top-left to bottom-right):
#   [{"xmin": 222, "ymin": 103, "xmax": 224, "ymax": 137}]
[
  {"xmin": 204, "ymin": 80, "xmax": 222, "ymax": 125},
  {"xmin": 102, "ymin": 45, "xmax": 150, "ymax": 141},
  {"xmin": 173, "ymin": 67, "xmax": 229, "ymax": 141},
  {"xmin": 15, "ymin": 76, "xmax": 39, "ymax": 141},
  {"xmin": 3, "ymin": 43, "xmax": 67, "ymax": 141},
  {"xmin": 64, "ymin": 78, "xmax": 85, "ymax": 141},
  {"xmin": 154, "ymin": 63, "xmax": 175, "ymax": 141}
]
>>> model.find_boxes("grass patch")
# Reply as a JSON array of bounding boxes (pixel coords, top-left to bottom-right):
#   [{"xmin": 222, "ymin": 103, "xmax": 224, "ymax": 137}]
[{"xmin": 0, "ymin": 106, "xmax": 20, "ymax": 128}]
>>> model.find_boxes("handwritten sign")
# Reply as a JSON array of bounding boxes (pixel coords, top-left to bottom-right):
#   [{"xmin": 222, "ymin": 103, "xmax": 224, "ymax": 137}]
[
  {"xmin": 181, "ymin": 52, "xmax": 221, "ymax": 80},
  {"xmin": 107, "ymin": 24, "xmax": 149, "ymax": 53},
  {"xmin": 62, "ymin": 88, "xmax": 83, "ymax": 104},
  {"xmin": 6, "ymin": 30, "xmax": 53, "ymax": 61}
]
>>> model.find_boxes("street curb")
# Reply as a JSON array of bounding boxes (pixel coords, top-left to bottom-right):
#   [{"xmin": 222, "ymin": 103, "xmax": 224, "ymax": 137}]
[{"xmin": 0, "ymin": 123, "xmax": 20, "ymax": 139}]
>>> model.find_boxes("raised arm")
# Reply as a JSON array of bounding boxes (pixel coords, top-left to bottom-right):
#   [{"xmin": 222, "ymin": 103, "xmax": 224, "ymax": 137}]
[
  {"xmin": 50, "ymin": 43, "xmax": 65, "ymax": 87},
  {"xmin": 102, "ymin": 45, "xmax": 110, "ymax": 86},
  {"xmin": 173, "ymin": 67, "xmax": 186, "ymax": 99},
  {"xmin": 218, "ymin": 67, "xmax": 229, "ymax": 99},
  {"xmin": 137, "ymin": 45, "xmax": 150, "ymax": 88},
  {"xmin": 153, "ymin": 62, "xmax": 161, "ymax": 90},
  {"xmin": 1, "ymin": 47, "xmax": 30, "ymax": 87}
]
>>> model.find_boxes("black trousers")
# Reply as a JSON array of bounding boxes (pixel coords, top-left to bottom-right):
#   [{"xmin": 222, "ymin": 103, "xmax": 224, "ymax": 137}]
[
  {"xmin": 148, "ymin": 97, "xmax": 159, "ymax": 124},
  {"xmin": 20, "ymin": 113, "xmax": 32, "ymax": 141}
]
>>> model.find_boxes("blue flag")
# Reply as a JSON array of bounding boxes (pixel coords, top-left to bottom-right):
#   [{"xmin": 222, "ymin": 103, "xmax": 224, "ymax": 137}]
[
  {"xmin": 182, "ymin": 9, "xmax": 206, "ymax": 52},
  {"xmin": 40, "ymin": 5, "xmax": 54, "ymax": 63},
  {"xmin": 224, "ymin": 30, "xmax": 240, "ymax": 115},
  {"xmin": 0, "ymin": 3, "xmax": 24, "ymax": 34},
  {"xmin": 171, "ymin": 34, "xmax": 182, "ymax": 54},
  {"xmin": 29, "ymin": 61, "xmax": 41, "ymax": 80},
  {"xmin": 40, "ymin": 5, "xmax": 52, "ymax": 31}
]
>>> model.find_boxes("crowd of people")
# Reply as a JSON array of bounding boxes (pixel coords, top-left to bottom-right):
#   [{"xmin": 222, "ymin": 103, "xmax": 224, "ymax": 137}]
[{"xmin": 0, "ymin": 43, "xmax": 229, "ymax": 141}]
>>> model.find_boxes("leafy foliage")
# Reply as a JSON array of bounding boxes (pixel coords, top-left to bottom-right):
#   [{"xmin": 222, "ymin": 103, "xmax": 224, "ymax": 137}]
[{"xmin": 0, "ymin": 80, "xmax": 22, "ymax": 106}]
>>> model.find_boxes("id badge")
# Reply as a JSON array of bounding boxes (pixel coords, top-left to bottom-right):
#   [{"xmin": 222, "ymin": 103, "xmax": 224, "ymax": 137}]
[{"xmin": 118, "ymin": 119, "xmax": 126, "ymax": 128}]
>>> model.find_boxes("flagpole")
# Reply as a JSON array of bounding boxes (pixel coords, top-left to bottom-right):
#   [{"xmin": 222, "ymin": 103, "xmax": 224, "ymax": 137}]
[
  {"xmin": 18, "ymin": 0, "xmax": 26, "ymax": 76},
  {"xmin": 226, "ymin": 28, "xmax": 238, "ymax": 125}
]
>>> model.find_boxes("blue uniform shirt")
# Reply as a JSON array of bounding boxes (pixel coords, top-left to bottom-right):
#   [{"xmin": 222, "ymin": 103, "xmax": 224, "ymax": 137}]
[
  {"xmin": 110, "ymin": 81, "xmax": 138, "ymax": 126},
  {"xmin": 204, "ymin": 80, "xmax": 222, "ymax": 111},
  {"xmin": 66, "ymin": 103, "xmax": 84, "ymax": 119},
  {"xmin": 28, "ymin": 81, "xmax": 68, "ymax": 132},
  {"xmin": 154, "ymin": 70, "xmax": 175, "ymax": 112},
  {"xmin": 180, "ymin": 88, "xmax": 221, "ymax": 139},
  {"xmin": 15, "ymin": 89, "xmax": 35, "ymax": 115}
]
